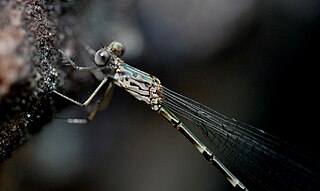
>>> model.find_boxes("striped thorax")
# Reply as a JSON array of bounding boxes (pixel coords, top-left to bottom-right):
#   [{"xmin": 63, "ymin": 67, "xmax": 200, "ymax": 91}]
[{"xmin": 94, "ymin": 42, "xmax": 163, "ymax": 111}]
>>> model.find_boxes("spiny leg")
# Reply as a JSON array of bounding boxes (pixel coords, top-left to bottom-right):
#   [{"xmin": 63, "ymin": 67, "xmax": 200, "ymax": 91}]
[
  {"xmin": 53, "ymin": 78, "xmax": 114, "ymax": 124},
  {"xmin": 54, "ymin": 77, "xmax": 109, "ymax": 107},
  {"xmin": 100, "ymin": 80, "xmax": 115, "ymax": 110},
  {"xmin": 67, "ymin": 80, "xmax": 115, "ymax": 124}
]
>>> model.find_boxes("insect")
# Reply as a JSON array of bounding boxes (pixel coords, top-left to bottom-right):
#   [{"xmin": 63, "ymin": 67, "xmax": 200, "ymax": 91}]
[{"xmin": 53, "ymin": 42, "xmax": 319, "ymax": 191}]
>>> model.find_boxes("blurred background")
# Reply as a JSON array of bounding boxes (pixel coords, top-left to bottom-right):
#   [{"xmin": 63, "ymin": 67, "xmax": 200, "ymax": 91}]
[{"xmin": 1, "ymin": 0, "xmax": 319, "ymax": 190}]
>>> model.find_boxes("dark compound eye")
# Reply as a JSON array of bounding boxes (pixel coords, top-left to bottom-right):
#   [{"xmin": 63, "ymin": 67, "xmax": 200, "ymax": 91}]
[{"xmin": 94, "ymin": 49, "xmax": 110, "ymax": 66}]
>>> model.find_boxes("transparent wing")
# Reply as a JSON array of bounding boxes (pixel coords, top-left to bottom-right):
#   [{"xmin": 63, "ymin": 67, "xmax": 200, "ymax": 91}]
[{"xmin": 161, "ymin": 86, "xmax": 320, "ymax": 191}]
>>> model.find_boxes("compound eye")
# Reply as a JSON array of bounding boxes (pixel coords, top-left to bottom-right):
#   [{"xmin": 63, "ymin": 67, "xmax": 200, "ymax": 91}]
[{"xmin": 94, "ymin": 50, "xmax": 110, "ymax": 66}]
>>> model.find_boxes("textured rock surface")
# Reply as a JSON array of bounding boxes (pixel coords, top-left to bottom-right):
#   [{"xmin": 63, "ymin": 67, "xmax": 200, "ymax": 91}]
[{"xmin": 0, "ymin": 0, "xmax": 73, "ymax": 162}]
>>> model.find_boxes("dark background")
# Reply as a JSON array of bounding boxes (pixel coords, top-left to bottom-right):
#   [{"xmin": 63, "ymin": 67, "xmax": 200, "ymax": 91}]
[{"xmin": 1, "ymin": 0, "xmax": 319, "ymax": 190}]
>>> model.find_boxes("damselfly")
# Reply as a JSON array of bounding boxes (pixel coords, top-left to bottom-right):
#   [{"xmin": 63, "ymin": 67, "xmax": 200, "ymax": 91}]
[{"xmin": 53, "ymin": 42, "xmax": 319, "ymax": 191}]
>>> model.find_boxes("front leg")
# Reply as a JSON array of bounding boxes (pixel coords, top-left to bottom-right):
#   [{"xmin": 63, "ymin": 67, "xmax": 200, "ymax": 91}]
[{"xmin": 53, "ymin": 77, "xmax": 109, "ymax": 107}]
